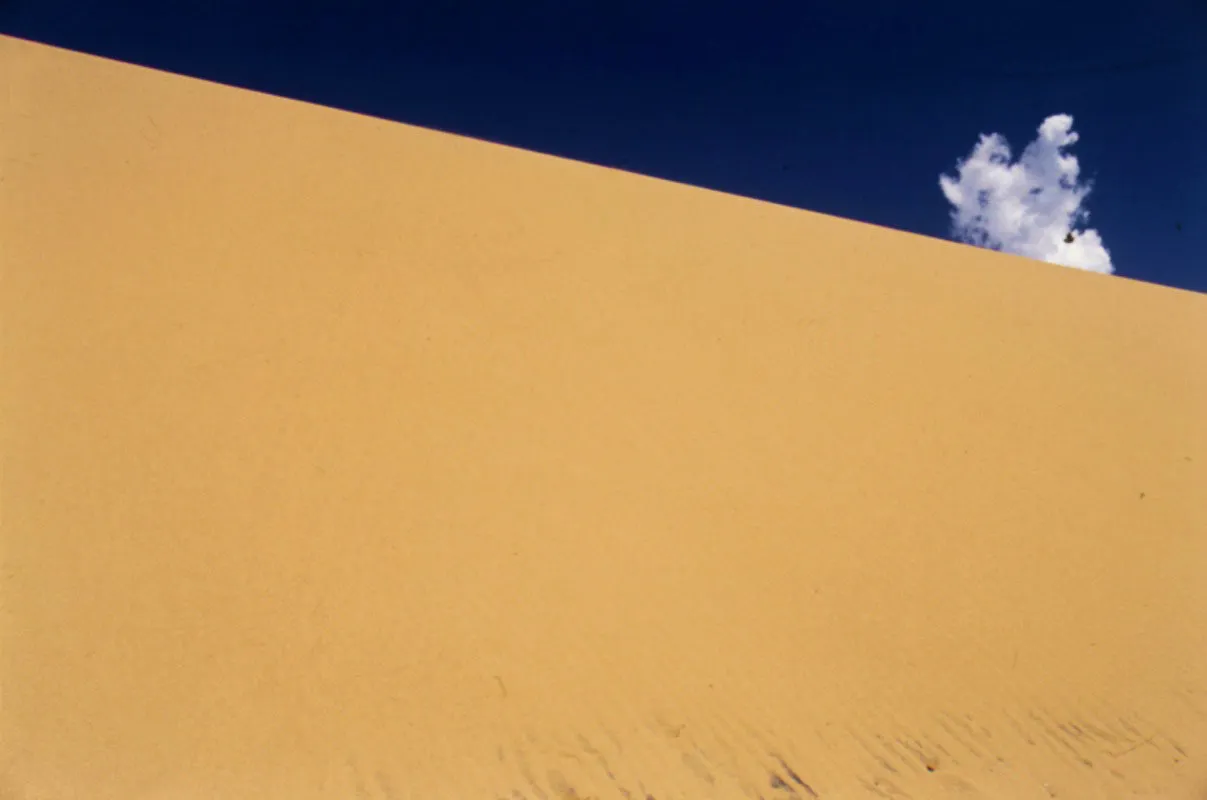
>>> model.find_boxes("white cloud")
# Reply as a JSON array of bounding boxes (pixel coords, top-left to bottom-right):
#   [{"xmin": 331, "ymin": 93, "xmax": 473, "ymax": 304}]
[{"xmin": 939, "ymin": 114, "xmax": 1113, "ymax": 274}]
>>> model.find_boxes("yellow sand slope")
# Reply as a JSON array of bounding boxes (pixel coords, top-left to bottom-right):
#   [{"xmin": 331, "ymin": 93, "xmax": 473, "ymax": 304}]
[{"xmin": 2, "ymin": 36, "xmax": 1205, "ymax": 799}]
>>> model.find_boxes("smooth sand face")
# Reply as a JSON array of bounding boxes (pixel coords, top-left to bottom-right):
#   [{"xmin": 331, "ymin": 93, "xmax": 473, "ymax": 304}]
[{"xmin": 2, "ymin": 36, "xmax": 1206, "ymax": 799}]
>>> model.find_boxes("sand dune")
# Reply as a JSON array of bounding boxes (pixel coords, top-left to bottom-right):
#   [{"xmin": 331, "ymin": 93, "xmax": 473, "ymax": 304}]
[{"xmin": 2, "ymin": 35, "xmax": 1205, "ymax": 798}]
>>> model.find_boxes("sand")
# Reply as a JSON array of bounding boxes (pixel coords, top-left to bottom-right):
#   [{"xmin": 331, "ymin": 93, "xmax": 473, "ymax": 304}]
[{"xmin": 2, "ymin": 35, "xmax": 1206, "ymax": 799}]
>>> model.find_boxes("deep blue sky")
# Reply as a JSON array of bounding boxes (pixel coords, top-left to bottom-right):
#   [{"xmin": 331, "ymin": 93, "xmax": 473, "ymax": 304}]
[{"xmin": 4, "ymin": 1, "xmax": 1205, "ymax": 292}]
